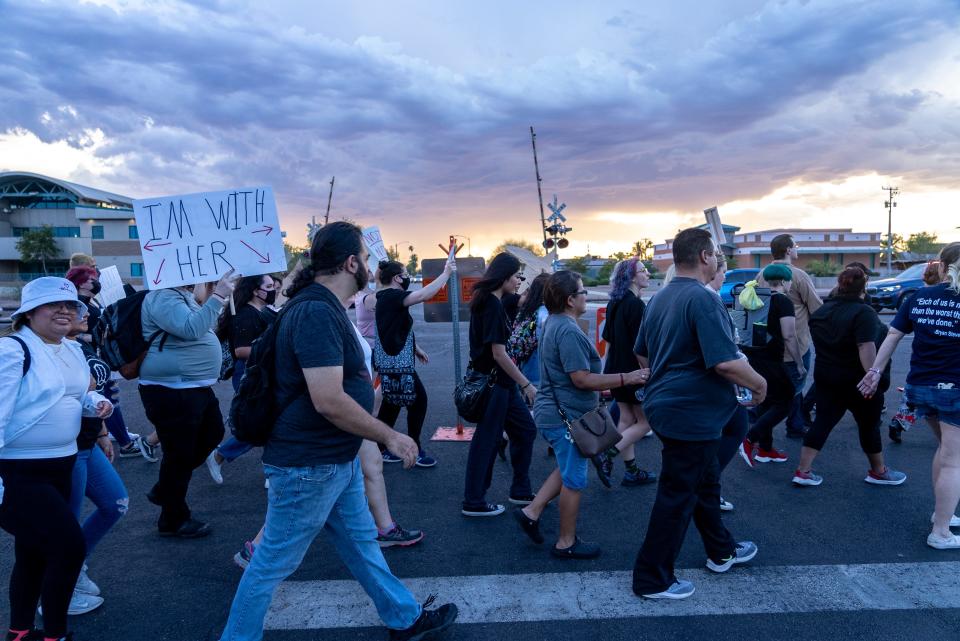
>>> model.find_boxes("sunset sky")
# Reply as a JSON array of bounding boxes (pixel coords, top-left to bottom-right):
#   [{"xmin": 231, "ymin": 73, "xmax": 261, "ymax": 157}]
[{"xmin": 1, "ymin": 0, "xmax": 958, "ymax": 261}]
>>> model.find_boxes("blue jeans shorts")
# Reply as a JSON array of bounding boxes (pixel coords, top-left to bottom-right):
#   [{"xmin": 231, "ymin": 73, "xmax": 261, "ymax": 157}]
[
  {"xmin": 539, "ymin": 425, "xmax": 588, "ymax": 491},
  {"xmin": 906, "ymin": 384, "xmax": 960, "ymax": 426}
]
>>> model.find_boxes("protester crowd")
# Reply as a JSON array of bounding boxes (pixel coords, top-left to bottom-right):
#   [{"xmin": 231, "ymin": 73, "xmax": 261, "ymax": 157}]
[{"xmin": 1, "ymin": 225, "xmax": 958, "ymax": 641}]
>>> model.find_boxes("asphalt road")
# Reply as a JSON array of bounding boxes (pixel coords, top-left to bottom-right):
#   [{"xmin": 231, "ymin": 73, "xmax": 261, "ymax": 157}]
[{"xmin": 2, "ymin": 306, "xmax": 958, "ymax": 641}]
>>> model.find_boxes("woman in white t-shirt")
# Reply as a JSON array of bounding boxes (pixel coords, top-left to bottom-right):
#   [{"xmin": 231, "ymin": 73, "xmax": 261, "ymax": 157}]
[{"xmin": 0, "ymin": 277, "xmax": 112, "ymax": 640}]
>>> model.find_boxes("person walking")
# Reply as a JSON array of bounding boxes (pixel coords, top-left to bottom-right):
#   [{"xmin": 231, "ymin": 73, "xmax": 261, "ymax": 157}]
[
  {"xmin": 374, "ymin": 255, "xmax": 456, "ymax": 467},
  {"xmin": 65, "ymin": 310, "xmax": 130, "ymax": 614},
  {"xmin": 205, "ymin": 274, "xmax": 278, "ymax": 484},
  {"xmin": 859, "ymin": 242, "xmax": 960, "ymax": 549},
  {"xmin": 0, "ymin": 277, "xmax": 113, "ymax": 641},
  {"xmin": 739, "ymin": 264, "xmax": 805, "ymax": 467},
  {"xmin": 596, "ymin": 257, "xmax": 658, "ymax": 487},
  {"xmin": 139, "ymin": 269, "xmax": 238, "ymax": 538},
  {"xmin": 756, "ymin": 234, "xmax": 822, "ymax": 438},
  {"xmin": 462, "ymin": 253, "xmax": 538, "ymax": 517},
  {"xmin": 792, "ymin": 267, "xmax": 905, "ymax": 487},
  {"xmin": 515, "ymin": 270, "xmax": 648, "ymax": 558},
  {"xmin": 631, "ymin": 229, "xmax": 765, "ymax": 600},
  {"xmin": 218, "ymin": 221, "xmax": 456, "ymax": 641}
]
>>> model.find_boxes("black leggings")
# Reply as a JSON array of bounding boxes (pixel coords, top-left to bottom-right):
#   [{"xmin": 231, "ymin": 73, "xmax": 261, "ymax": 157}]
[
  {"xmin": 377, "ymin": 371, "xmax": 428, "ymax": 448},
  {"xmin": 0, "ymin": 456, "xmax": 86, "ymax": 638},
  {"xmin": 803, "ymin": 381, "xmax": 883, "ymax": 454}
]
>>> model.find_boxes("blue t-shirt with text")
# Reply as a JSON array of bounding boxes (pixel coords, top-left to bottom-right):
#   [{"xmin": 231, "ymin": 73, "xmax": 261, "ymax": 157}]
[{"xmin": 891, "ymin": 283, "xmax": 960, "ymax": 387}]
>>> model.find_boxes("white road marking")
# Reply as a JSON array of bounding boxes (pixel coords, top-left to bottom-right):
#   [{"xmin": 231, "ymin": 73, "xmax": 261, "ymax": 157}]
[{"xmin": 264, "ymin": 561, "xmax": 960, "ymax": 629}]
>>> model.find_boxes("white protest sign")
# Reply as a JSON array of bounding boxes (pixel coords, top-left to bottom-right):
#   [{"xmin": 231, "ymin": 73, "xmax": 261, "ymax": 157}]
[
  {"xmin": 95, "ymin": 265, "xmax": 126, "ymax": 307},
  {"xmin": 361, "ymin": 226, "xmax": 389, "ymax": 277},
  {"xmin": 704, "ymin": 206, "xmax": 725, "ymax": 250},
  {"xmin": 132, "ymin": 186, "xmax": 285, "ymax": 289}
]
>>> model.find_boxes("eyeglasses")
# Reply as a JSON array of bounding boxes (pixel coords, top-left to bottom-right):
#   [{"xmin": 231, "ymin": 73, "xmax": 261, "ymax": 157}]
[
  {"xmin": 573, "ymin": 290, "xmax": 589, "ymax": 297},
  {"xmin": 41, "ymin": 301, "xmax": 83, "ymax": 313}
]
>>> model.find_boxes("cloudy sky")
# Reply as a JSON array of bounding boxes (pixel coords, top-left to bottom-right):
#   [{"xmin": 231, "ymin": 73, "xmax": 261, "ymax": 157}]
[{"xmin": 1, "ymin": 0, "xmax": 959, "ymax": 259}]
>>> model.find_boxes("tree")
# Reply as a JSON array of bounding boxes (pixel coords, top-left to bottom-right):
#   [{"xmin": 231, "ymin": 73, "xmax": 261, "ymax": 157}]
[
  {"xmin": 16, "ymin": 226, "xmax": 60, "ymax": 275},
  {"xmin": 490, "ymin": 238, "xmax": 545, "ymax": 260},
  {"xmin": 406, "ymin": 253, "xmax": 420, "ymax": 276},
  {"xmin": 632, "ymin": 238, "xmax": 654, "ymax": 261},
  {"xmin": 906, "ymin": 231, "xmax": 940, "ymax": 255},
  {"xmin": 386, "ymin": 246, "xmax": 400, "ymax": 262},
  {"xmin": 880, "ymin": 233, "xmax": 907, "ymax": 257},
  {"xmin": 284, "ymin": 242, "xmax": 308, "ymax": 273},
  {"xmin": 564, "ymin": 256, "xmax": 590, "ymax": 275},
  {"xmin": 597, "ymin": 259, "xmax": 616, "ymax": 284}
]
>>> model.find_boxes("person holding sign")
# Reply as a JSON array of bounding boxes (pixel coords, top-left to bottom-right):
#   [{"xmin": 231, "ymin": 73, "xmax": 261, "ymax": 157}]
[
  {"xmin": 138, "ymin": 269, "xmax": 239, "ymax": 538},
  {"xmin": 375, "ymin": 255, "xmax": 456, "ymax": 468}
]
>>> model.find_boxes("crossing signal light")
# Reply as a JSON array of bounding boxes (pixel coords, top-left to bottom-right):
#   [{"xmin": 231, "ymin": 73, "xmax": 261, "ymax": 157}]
[{"xmin": 543, "ymin": 238, "xmax": 555, "ymax": 249}]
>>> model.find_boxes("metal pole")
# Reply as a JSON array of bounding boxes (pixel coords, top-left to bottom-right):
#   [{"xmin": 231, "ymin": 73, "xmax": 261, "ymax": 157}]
[
  {"xmin": 887, "ymin": 200, "xmax": 892, "ymax": 273},
  {"xmin": 324, "ymin": 176, "xmax": 335, "ymax": 225},
  {"xmin": 530, "ymin": 127, "xmax": 549, "ymax": 251},
  {"xmin": 448, "ymin": 237, "xmax": 464, "ymax": 433}
]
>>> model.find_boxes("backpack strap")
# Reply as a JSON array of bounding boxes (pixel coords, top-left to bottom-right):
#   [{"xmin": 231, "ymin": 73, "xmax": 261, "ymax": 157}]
[{"xmin": 4, "ymin": 336, "xmax": 30, "ymax": 376}]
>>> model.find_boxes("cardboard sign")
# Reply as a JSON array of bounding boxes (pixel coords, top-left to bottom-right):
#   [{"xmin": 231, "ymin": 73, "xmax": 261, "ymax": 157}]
[
  {"xmin": 95, "ymin": 265, "xmax": 126, "ymax": 307},
  {"xmin": 704, "ymin": 206, "xmax": 725, "ymax": 250},
  {"xmin": 362, "ymin": 226, "xmax": 389, "ymax": 276},
  {"xmin": 132, "ymin": 186, "xmax": 285, "ymax": 289},
  {"xmin": 422, "ymin": 257, "xmax": 485, "ymax": 322}
]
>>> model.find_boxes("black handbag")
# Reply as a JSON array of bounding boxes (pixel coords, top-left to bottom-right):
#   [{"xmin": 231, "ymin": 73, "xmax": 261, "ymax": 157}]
[{"xmin": 454, "ymin": 366, "xmax": 496, "ymax": 423}]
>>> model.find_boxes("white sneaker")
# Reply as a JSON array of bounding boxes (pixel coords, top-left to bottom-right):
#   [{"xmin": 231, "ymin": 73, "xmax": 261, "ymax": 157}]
[
  {"xmin": 719, "ymin": 497, "xmax": 734, "ymax": 512},
  {"xmin": 75, "ymin": 566, "xmax": 100, "ymax": 596},
  {"xmin": 264, "ymin": 477, "xmax": 270, "ymax": 489},
  {"xmin": 930, "ymin": 513, "xmax": 960, "ymax": 528},
  {"xmin": 38, "ymin": 589, "xmax": 104, "ymax": 616},
  {"xmin": 927, "ymin": 532, "xmax": 960, "ymax": 550},
  {"xmin": 205, "ymin": 451, "xmax": 224, "ymax": 485}
]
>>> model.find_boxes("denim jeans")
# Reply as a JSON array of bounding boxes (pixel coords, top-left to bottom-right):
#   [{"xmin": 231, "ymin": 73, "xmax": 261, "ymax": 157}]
[
  {"xmin": 786, "ymin": 349, "xmax": 812, "ymax": 431},
  {"xmin": 219, "ymin": 457, "xmax": 421, "ymax": 641},
  {"xmin": 69, "ymin": 446, "xmax": 129, "ymax": 557}
]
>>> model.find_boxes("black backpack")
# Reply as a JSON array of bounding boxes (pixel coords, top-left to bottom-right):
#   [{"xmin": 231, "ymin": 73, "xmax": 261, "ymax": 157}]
[
  {"xmin": 229, "ymin": 290, "xmax": 325, "ymax": 446},
  {"xmin": 97, "ymin": 290, "xmax": 168, "ymax": 379}
]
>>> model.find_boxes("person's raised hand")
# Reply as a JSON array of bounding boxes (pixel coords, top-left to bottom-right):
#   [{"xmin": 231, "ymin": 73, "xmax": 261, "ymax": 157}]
[
  {"xmin": 213, "ymin": 268, "xmax": 240, "ymax": 299},
  {"xmin": 444, "ymin": 253, "xmax": 458, "ymax": 274}
]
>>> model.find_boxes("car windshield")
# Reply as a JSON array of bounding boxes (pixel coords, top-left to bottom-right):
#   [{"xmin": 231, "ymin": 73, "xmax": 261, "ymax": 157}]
[
  {"xmin": 897, "ymin": 263, "xmax": 926, "ymax": 280},
  {"xmin": 724, "ymin": 270, "xmax": 757, "ymax": 284}
]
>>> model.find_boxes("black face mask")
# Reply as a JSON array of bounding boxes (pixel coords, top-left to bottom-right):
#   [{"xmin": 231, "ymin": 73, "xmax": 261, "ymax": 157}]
[
  {"xmin": 260, "ymin": 290, "xmax": 277, "ymax": 306},
  {"xmin": 400, "ymin": 276, "xmax": 411, "ymax": 291},
  {"xmin": 90, "ymin": 279, "xmax": 102, "ymax": 296}
]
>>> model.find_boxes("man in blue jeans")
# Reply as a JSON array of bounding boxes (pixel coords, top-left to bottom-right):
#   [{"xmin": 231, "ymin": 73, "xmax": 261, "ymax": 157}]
[{"xmin": 219, "ymin": 222, "xmax": 457, "ymax": 641}]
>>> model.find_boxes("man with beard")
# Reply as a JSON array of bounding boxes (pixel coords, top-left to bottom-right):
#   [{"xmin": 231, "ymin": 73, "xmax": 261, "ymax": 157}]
[{"xmin": 218, "ymin": 221, "xmax": 458, "ymax": 641}]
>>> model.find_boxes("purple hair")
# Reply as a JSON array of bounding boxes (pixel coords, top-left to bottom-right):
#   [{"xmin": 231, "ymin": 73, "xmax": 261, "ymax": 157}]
[{"xmin": 608, "ymin": 257, "xmax": 639, "ymax": 303}]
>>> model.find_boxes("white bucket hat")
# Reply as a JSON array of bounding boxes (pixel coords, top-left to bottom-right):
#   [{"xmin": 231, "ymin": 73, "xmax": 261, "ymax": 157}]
[{"xmin": 12, "ymin": 277, "xmax": 89, "ymax": 320}]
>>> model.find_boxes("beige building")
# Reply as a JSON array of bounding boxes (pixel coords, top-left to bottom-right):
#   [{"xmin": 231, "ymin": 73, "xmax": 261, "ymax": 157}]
[
  {"xmin": 0, "ymin": 172, "xmax": 144, "ymax": 285},
  {"xmin": 652, "ymin": 225, "xmax": 883, "ymax": 272}
]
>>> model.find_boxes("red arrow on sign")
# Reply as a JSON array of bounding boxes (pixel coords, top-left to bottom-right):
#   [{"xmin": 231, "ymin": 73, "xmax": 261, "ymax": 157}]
[
  {"xmin": 152, "ymin": 259, "xmax": 165, "ymax": 285},
  {"xmin": 143, "ymin": 240, "xmax": 172, "ymax": 251},
  {"xmin": 240, "ymin": 240, "xmax": 271, "ymax": 264},
  {"xmin": 252, "ymin": 225, "xmax": 273, "ymax": 236}
]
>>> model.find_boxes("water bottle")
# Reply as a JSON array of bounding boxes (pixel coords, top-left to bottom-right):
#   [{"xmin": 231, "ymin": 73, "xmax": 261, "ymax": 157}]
[{"xmin": 736, "ymin": 386, "xmax": 753, "ymax": 405}]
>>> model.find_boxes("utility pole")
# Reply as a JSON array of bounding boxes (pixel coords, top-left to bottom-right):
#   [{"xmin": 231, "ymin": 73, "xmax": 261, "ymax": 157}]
[
  {"xmin": 530, "ymin": 127, "xmax": 550, "ymax": 256},
  {"xmin": 324, "ymin": 176, "xmax": 335, "ymax": 225},
  {"xmin": 882, "ymin": 185, "xmax": 899, "ymax": 272}
]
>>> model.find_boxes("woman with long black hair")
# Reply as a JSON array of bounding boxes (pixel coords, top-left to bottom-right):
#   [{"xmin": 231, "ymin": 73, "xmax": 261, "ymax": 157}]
[
  {"xmin": 205, "ymin": 275, "xmax": 277, "ymax": 484},
  {"xmin": 462, "ymin": 253, "xmax": 538, "ymax": 517}
]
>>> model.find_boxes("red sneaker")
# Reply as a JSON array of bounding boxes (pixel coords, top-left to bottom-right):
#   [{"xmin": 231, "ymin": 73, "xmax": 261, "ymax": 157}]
[
  {"xmin": 738, "ymin": 438, "xmax": 756, "ymax": 468},
  {"xmin": 754, "ymin": 447, "xmax": 788, "ymax": 463}
]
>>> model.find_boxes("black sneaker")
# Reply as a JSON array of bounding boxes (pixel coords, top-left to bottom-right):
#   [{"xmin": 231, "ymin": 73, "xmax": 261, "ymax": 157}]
[
  {"xmin": 621, "ymin": 469, "xmax": 657, "ymax": 487},
  {"xmin": 513, "ymin": 507, "xmax": 544, "ymax": 544},
  {"xmin": 461, "ymin": 503, "xmax": 505, "ymax": 517},
  {"xmin": 508, "ymin": 494, "xmax": 535, "ymax": 505},
  {"xmin": 159, "ymin": 518, "xmax": 212, "ymax": 538},
  {"xmin": 889, "ymin": 422, "xmax": 904, "ymax": 444},
  {"xmin": 389, "ymin": 596, "xmax": 458, "ymax": 641}
]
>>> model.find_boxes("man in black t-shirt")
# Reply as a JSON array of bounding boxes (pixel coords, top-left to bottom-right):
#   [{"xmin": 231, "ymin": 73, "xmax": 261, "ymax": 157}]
[
  {"xmin": 632, "ymin": 229, "xmax": 765, "ymax": 601},
  {"xmin": 219, "ymin": 222, "xmax": 457, "ymax": 641}
]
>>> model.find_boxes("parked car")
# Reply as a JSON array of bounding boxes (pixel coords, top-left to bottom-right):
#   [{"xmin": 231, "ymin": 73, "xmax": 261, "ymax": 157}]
[
  {"xmin": 867, "ymin": 262, "xmax": 928, "ymax": 311},
  {"xmin": 719, "ymin": 268, "xmax": 760, "ymax": 307}
]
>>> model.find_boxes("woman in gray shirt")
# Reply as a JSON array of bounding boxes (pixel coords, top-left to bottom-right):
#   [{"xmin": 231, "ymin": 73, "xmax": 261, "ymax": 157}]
[{"xmin": 514, "ymin": 271, "xmax": 647, "ymax": 559}]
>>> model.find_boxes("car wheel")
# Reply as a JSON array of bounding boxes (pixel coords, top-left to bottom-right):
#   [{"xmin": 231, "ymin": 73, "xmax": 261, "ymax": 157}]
[{"xmin": 896, "ymin": 291, "xmax": 915, "ymax": 310}]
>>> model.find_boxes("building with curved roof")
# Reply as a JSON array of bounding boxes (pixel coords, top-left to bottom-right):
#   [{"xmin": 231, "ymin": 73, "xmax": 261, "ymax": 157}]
[{"xmin": 0, "ymin": 172, "xmax": 145, "ymax": 283}]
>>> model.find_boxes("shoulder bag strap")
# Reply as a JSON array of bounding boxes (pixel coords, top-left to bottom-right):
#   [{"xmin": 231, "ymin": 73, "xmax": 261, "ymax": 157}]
[
  {"xmin": 5, "ymin": 335, "xmax": 30, "ymax": 376},
  {"xmin": 538, "ymin": 317, "xmax": 572, "ymax": 427}
]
